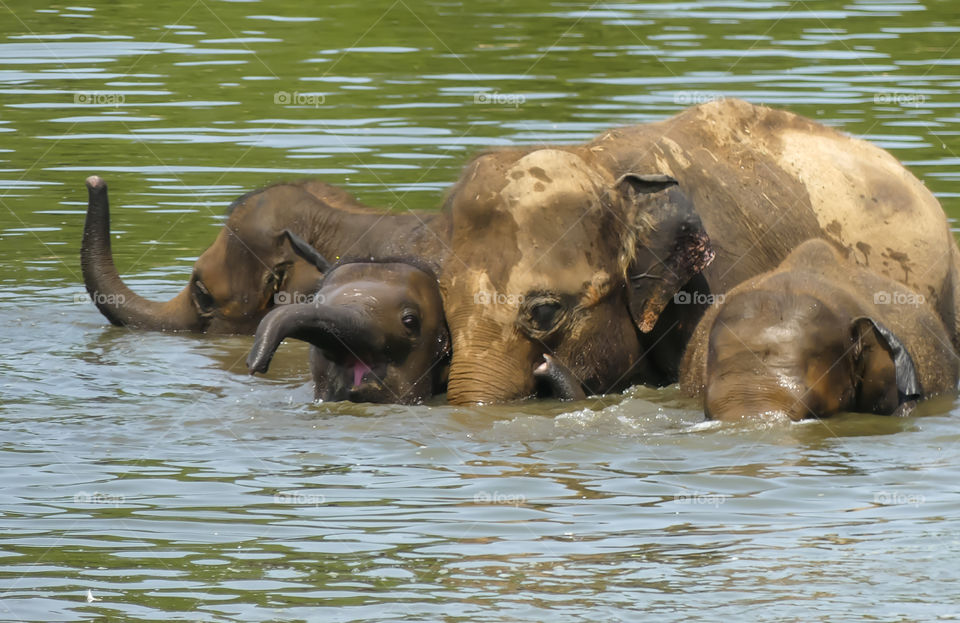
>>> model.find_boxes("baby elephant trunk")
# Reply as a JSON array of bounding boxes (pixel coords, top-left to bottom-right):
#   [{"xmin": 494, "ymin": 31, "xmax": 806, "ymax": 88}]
[{"xmin": 247, "ymin": 302, "xmax": 385, "ymax": 374}]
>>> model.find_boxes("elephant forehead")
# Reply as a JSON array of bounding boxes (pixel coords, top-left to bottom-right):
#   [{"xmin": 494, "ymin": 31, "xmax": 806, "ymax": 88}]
[
  {"xmin": 501, "ymin": 150, "xmax": 605, "ymax": 217},
  {"xmin": 322, "ymin": 280, "xmax": 406, "ymax": 310},
  {"xmin": 492, "ymin": 151, "xmax": 612, "ymax": 291},
  {"xmin": 714, "ymin": 289, "xmax": 845, "ymax": 355}
]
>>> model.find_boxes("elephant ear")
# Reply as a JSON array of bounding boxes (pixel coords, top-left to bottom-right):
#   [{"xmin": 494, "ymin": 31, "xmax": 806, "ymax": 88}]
[
  {"xmin": 618, "ymin": 173, "xmax": 716, "ymax": 333},
  {"xmin": 284, "ymin": 229, "xmax": 331, "ymax": 274},
  {"xmin": 851, "ymin": 316, "xmax": 922, "ymax": 416}
]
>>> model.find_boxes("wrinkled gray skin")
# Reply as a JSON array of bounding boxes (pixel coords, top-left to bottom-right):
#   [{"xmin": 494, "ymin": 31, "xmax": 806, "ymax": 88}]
[
  {"xmin": 247, "ymin": 255, "xmax": 449, "ymax": 405},
  {"xmin": 680, "ymin": 239, "xmax": 959, "ymax": 421},
  {"xmin": 439, "ymin": 99, "xmax": 960, "ymax": 405},
  {"xmin": 82, "ymin": 176, "xmax": 446, "ymax": 334}
]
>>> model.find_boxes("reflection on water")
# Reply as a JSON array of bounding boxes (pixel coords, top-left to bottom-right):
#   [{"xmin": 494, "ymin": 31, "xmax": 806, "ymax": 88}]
[{"xmin": 2, "ymin": 1, "xmax": 960, "ymax": 621}]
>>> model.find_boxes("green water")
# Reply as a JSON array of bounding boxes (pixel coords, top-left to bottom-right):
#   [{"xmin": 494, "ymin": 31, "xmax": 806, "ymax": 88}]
[{"xmin": 2, "ymin": 1, "xmax": 959, "ymax": 620}]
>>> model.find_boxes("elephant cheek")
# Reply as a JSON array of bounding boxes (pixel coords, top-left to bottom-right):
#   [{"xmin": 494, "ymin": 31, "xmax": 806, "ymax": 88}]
[{"xmin": 558, "ymin": 306, "xmax": 641, "ymax": 394}]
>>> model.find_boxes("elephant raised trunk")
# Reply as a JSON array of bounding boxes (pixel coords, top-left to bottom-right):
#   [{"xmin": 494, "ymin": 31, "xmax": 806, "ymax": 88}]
[{"xmin": 81, "ymin": 176, "xmax": 201, "ymax": 331}]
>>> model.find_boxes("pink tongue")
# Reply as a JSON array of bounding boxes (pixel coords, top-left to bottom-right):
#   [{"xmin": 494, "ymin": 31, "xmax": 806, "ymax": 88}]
[{"xmin": 352, "ymin": 360, "xmax": 372, "ymax": 387}]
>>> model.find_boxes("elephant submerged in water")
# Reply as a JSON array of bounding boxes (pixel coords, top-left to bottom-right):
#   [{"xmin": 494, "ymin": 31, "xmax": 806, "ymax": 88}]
[
  {"xmin": 244, "ymin": 235, "xmax": 583, "ymax": 405},
  {"xmin": 82, "ymin": 99, "xmax": 960, "ymax": 408},
  {"xmin": 246, "ymin": 234, "xmax": 450, "ymax": 404},
  {"xmin": 81, "ymin": 175, "xmax": 446, "ymax": 334},
  {"xmin": 437, "ymin": 98, "xmax": 960, "ymax": 405},
  {"xmin": 679, "ymin": 239, "xmax": 959, "ymax": 421}
]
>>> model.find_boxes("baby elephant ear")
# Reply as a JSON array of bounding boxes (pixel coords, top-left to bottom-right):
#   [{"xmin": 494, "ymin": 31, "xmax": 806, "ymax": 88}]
[
  {"xmin": 617, "ymin": 173, "xmax": 716, "ymax": 333},
  {"xmin": 284, "ymin": 230, "xmax": 331, "ymax": 274},
  {"xmin": 851, "ymin": 316, "xmax": 922, "ymax": 415}
]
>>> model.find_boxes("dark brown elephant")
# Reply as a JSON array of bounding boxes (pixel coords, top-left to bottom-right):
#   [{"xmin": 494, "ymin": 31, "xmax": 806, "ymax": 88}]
[
  {"xmin": 247, "ymin": 239, "xmax": 449, "ymax": 404},
  {"xmin": 438, "ymin": 98, "xmax": 960, "ymax": 405},
  {"xmin": 679, "ymin": 239, "xmax": 959, "ymax": 421},
  {"xmin": 81, "ymin": 175, "xmax": 447, "ymax": 334}
]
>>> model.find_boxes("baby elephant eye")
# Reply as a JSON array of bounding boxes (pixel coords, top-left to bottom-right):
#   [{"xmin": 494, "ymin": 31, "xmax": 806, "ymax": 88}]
[{"xmin": 401, "ymin": 312, "xmax": 421, "ymax": 333}]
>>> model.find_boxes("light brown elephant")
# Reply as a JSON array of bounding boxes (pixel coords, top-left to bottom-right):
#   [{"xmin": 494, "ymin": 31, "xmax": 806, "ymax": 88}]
[
  {"xmin": 438, "ymin": 98, "xmax": 960, "ymax": 405},
  {"xmin": 81, "ymin": 176, "xmax": 447, "ymax": 334},
  {"xmin": 679, "ymin": 239, "xmax": 959, "ymax": 420}
]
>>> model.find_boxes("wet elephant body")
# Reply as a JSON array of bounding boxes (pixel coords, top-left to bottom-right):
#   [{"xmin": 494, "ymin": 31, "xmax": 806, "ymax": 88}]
[
  {"xmin": 438, "ymin": 99, "xmax": 960, "ymax": 404},
  {"xmin": 679, "ymin": 239, "xmax": 959, "ymax": 421},
  {"xmin": 82, "ymin": 99, "xmax": 960, "ymax": 408}
]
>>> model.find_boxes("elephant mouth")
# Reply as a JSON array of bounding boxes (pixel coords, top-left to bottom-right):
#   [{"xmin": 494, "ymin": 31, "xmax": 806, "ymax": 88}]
[
  {"xmin": 345, "ymin": 356, "xmax": 387, "ymax": 391},
  {"xmin": 322, "ymin": 350, "xmax": 390, "ymax": 401}
]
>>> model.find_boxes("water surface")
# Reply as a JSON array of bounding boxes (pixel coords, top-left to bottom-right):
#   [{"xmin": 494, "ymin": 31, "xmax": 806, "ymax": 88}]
[{"xmin": 2, "ymin": 1, "xmax": 959, "ymax": 620}]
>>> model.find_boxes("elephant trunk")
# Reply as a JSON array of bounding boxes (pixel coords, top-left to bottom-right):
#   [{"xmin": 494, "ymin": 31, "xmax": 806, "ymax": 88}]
[
  {"xmin": 81, "ymin": 176, "xmax": 200, "ymax": 331},
  {"xmin": 445, "ymin": 316, "xmax": 536, "ymax": 404},
  {"xmin": 247, "ymin": 303, "xmax": 386, "ymax": 374},
  {"xmin": 533, "ymin": 355, "xmax": 587, "ymax": 401}
]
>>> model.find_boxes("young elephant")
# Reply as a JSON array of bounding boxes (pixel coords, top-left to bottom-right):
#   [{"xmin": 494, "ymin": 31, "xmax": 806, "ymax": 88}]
[
  {"xmin": 680, "ymin": 239, "xmax": 959, "ymax": 421},
  {"xmin": 247, "ymin": 234, "xmax": 449, "ymax": 404}
]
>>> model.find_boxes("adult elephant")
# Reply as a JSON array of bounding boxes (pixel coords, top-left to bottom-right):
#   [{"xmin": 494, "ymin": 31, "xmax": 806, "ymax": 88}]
[
  {"xmin": 81, "ymin": 176, "xmax": 448, "ymax": 334},
  {"xmin": 439, "ymin": 98, "xmax": 960, "ymax": 405}
]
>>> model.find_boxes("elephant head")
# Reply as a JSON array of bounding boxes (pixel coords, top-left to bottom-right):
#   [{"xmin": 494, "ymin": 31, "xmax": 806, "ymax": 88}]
[
  {"xmin": 678, "ymin": 239, "xmax": 959, "ymax": 421},
  {"xmin": 439, "ymin": 148, "xmax": 713, "ymax": 404},
  {"xmin": 81, "ymin": 176, "xmax": 446, "ymax": 335},
  {"xmin": 702, "ymin": 291, "xmax": 922, "ymax": 421},
  {"xmin": 247, "ymin": 249, "xmax": 450, "ymax": 404}
]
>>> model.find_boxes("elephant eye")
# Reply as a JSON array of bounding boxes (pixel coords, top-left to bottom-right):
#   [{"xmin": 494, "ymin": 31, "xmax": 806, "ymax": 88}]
[
  {"xmin": 401, "ymin": 311, "xmax": 421, "ymax": 334},
  {"xmin": 520, "ymin": 295, "xmax": 567, "ymax": 338},
  {"xmin": 193, "ymin": 279, "xmax": 215, "ymax": 316},
  {"xmin": 530, "ymin": 301, "xmax": 562, "ymax": 331}
]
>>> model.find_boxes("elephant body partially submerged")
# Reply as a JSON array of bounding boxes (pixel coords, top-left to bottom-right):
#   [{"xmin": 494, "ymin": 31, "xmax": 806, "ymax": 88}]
[
  {"xmin": 82, "ymin": 176, "xmax": 446, "ymax": 334},
  {"xmin": 679, "ymin": 239, "xmax": 959, "ymax": 421},
  {"xmin": 438, "ymin": 98, "xmax": 960, "ymax": 404},
  {"xmin": 82, "ymin": 99, "xmax": 960, "ymax": 408},
  {"xmin": 247, "ymin": 253, "xmax": 449, "ymax": 405}
]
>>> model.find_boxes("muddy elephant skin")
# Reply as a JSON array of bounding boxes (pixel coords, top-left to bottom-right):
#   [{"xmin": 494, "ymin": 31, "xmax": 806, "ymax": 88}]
[{"xmin": 438, "ymin": 99, "xmax": 960, "ymax": 405}]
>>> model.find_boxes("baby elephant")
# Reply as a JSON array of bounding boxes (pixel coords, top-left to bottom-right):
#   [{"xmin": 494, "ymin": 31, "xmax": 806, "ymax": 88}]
[
  {"xmin": 680, "ymin": 239, "xmax": 958, "ymax": 421},
  {"xmin": 247, "ymin": 232, "xmax": 449, "ymax": 404}
]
